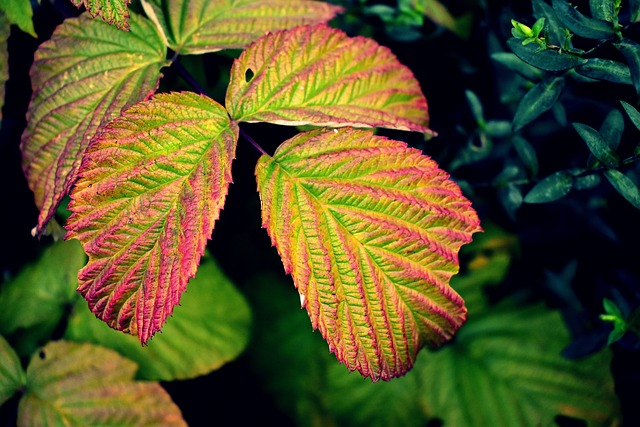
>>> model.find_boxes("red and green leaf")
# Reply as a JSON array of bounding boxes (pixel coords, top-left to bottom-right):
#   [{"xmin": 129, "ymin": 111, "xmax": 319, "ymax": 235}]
[
  {"xmin": 20, "ymin": 12, "xmax": 168, "ymax": 235},
  {"xmin": 71, "ymin": 0, "xmax": 132, "ymax": 31},
  {"xmin": 255, "ymin": 128, "xmax": 481, "ymax": 380},
  {"xmin": 141, "ymin": 0, "xmax": 343, "ymax": 55},
  {"xmin": 66, "ymin": 92, "xmax": 238, "ymax": 344},
  {"xmin": 226, "ymin": 24, "xmax": 432, "ymax": 134},
  {"xmin": 19, "ymin": 341, "xmax": 186, "ymax": 426}
]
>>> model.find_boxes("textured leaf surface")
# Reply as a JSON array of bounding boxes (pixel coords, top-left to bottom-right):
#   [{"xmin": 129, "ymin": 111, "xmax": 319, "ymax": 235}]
[
  {"xmin": 71, "ymin": 0, "xmax": 132, "ymax": 30},
  {"xmin": 20, "ymin": 12, "xmax": 167, "ymax": 235},
  {"xmin": 66, "ymin": 92, "xmax": 238, "ymax": 344},
  {"xmin": 573, "ymin": 123, "xmax": 620, "ymax": 168},
  {"xmin": 0, "ymin": 240, "xmax": 86, "ymax": 358},
  {"xmin": 576, "ymin": 58, "xmax": 632, "ymax": 85},
  {"xmin": 255, "ymin": 128, "xmax": 480, "ymax": 380},
  {"xmin": 605, "ymin": 169, "xmax": 640, "ymax": 209},
  {"xmin": 0, "ymin": 0, "xmax": 37, "ymax": 37},
  {"xmin": 552, "ymin": 0, "xmax": 615, "ymax": 39},
  {"xmin": 513, "ymin": 76, "xmax": 565, "ymax": 131},
  {"xmin": 142, "ymin": 0, "xmax": 343, "ymax": 55},
  {"xmin": 524, "ymin": 171, "xmax": 573, "ymax": 203},
  {"xmin": 0, "ymin": 335, "xmax": 25, "ymax": 406},
  {"xmin": 227, "ymin": 24, "xmax": 431, "ymax": 134},
  {"xmin": 615, "ymin": 39, "xmax": 640, "ymax": 98},
  {"xmin": 65, "ymin": 253, "xmax": 252, "ymax": 380},
  {"xmin": 507, "ymin": 39, "xmax": 587, "ymax": 72},
  {"xmin": 18, "ymin": 341, "xmax": 186, "ymax": 426}
]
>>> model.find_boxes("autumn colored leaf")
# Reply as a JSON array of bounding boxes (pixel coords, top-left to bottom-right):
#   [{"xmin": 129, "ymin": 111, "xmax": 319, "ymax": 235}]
[
  {"xmin": 141, "ymin": 0, "xmax": 343, "ymax": 55},
  {"xmin": 18, "ymin": 341, "xmax": 186, "ymax": 426},
  {"xmin": 71, "ymin": 0, "xmax": 132, "ymax": 31},
  {"xmin": 66, "ymin": 92, "xmax": 238, "ymax": 344},
  {"xmin": 20, "ymin": 12, "xmax": 168, "ymax": 235},
  {"xmin": 255, "ymin": 128, "xmax": 480, "ymax": 380},
  {"xmin": 227, "ymin": 24, "xmax": 432, "ymax": 134}
]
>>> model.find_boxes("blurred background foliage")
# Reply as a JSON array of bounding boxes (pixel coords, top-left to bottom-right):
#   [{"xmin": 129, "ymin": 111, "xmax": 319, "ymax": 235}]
[{"xmin": 1, "ymin": 0, "xmax": 639, "ymax": 425}]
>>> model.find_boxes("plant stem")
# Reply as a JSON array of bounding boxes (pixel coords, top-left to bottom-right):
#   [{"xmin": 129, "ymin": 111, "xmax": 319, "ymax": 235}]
[{"xmin": 173, "ymin": 59, "xmax": 269, "ymax": 156}]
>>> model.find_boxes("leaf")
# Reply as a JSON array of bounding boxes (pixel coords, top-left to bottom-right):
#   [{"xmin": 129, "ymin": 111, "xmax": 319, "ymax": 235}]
[
  {"xmin": 419, "ymin": 0, "xmax": 471, "ymax": 39},
  {"xmin": 575, "ymin": 58, "xmax": 632, "ymax": 85},
  {"xmin": 615, "ymin": 39, "xmax": 640, "ymax": 98},
  {"xmin": 255, "ymin": 127, "xmax": 481, "ymax": 380},
  {"xmin": 0, "ymin": 0, "xmax": 37, "ymax": 37},
  {"xmin": 532, "ymin": 0, "xmax": 567, "ymax": 47},
  {"xmin": 491, "ymin": 52, "xmax": 544, "ymax": 81},
  {"xmin": 551, "ymin": 0, "xmax": 615, "ymax": 39},
  {"xmin": 66, "ymin": 92, "xmax": 238, "ymax": 344},
  {"xmin": 524, "ymin": 171, "xmax": 573, "ymax": 203},
  {"xmin": 64, "ymin": 252, "xmax": 252, "ymax": 381},
  {"xmin": 633, "ymin": 0, "xmax": 640, "ymax": 22},
  {"xmin": 589, "ymin": 0, "xmax": 616, "ymax": 22},
  {"xmin": 141, "ymin": 0, "xmax": 344, "ymax": 55},
  {"xmin": 0, "ymin": 335, "xmax": 25, "ymax": 406},
  {"xmin": 18, "ymin": 341, "xmax": 186, "ymax": 426},
  {"xmin": 507, "ymin": 39, "xmax": 586, "ymax": 72},
  {"xmin": 513, "ymin": 76, "xmax": 565, "ymax": 131},
  {"xmin": 227, "ymin": 24, "xmax": 431, "ymax": 134},
  {"xmin": 20, "ymin": 12, "xmax": 168, "ymax": 236},
  {"xmin": 573, "ymin": 123, "xmax": 620, "ymax": 168},
  {"xmin": 0, "ymin": 240, "xmax": 86, "ymax": 358},
  {"xmin": 512, "ymin": 135, "xmax": 539, "ymax": 177},
  {"xmin": 70, "ymin": 0, "xmax": 132, "ymax": 31},
  {"xmin": 604, "ymin": 169, "xmax": 640, "ymax": 209},
  {"xmin": 621, "ymin": 100, "xmax": 640, "ymax": 132}
]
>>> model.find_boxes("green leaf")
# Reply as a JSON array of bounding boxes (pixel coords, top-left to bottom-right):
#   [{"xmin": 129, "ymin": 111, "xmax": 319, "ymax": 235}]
[
  {"xmin": 20, "ymin": 12, "xmax": 168, "ymax": 236},
  {"xmin": 552, "ymin": 0, "xmax": 615, "ymax": 39},
  {"xmin": 621, "ymin": 100, "xmax": 640, "ymax": 132},
  {"xmin": 141, "ymin": 0, "xmax": 344, "ymax": 55},
  {"xmin": 589, "ymin": 0, "xmax": 616, "ymax": 22},
  {"xmin": 18, "ymin": 341, "xmax": 186, "ymax": 426},
  {"xmin": 255, "ymin": 127, "xmax": 481, "ymax": 380},
  {"xmin": 631, "ymin": 0, "xmax": 640, "ymax": 22},
  {"xmin": 615, "ymin": 39, "xmax": 640, "ymax": 98},
  {"xmin": 491, "ymin": 52, "xmax": 544, "ymax": 82},
  {"xmin": 513, "ymin": 76, "xmax": 565, "ymax": 131},
  {"xmin": 573, "ymin": 123, "xmax": 620, "ymax": 168},
  {"xmin": 419, "ymin": 0, "xmax": 471, "ymax": 39},
  {"xmin": 465, "ymin": 90, "xmax": 484, "ymax": 123},
  {"xmin": 70, "ymin": 0, "xmax": 132, "ymax": 31},
  {"xmin": 0, "ymin": 240, "xmax": 86, "ymax": 358},
  {"xmin": 599, "ymin": 108, "xmax": 623, "ymax": 152},
  {"xmin": 575, "ymin": 58, "xmax": 632, "ymax": 85},
  {"xmin": 64, "ymin": 252, "xmax": 252, "ymax": 380},
  {"xmin": 507, "ymin": 38, "xmax": 586, "ymax": 72},
  {"xmin": 0, "ymin": 335, "xmax": 25, "ymax": 406},
  {"xmin": 227, "ymin": 24, "xmax": 432, "ymax": 134},
  {"xmin": 66, "ymin": 92, "xmax": 239, "ymax": 344},
  {"xmin": 532, "ymin": 0, "xmax": 567, "ymax": 47},
  {"xmin": 512, "ymin": 135, "xmax": 539, "ymax": 177},
  {"xmin": 604, "ymin": 169, "xmax": 640, "ymax": 209},
  {"xmin": 0, "ymin": 0, "xmax": 37, "ymax": 37},
  {"xmin": 524, "ymin": 171, "xmax": 573, "ymax": 203}
]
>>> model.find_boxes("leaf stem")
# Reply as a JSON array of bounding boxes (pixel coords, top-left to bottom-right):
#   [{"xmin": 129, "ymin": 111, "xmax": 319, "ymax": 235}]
[{"xmin": 173, "ymin": 58, "xmax": 269, "ymax": 156}]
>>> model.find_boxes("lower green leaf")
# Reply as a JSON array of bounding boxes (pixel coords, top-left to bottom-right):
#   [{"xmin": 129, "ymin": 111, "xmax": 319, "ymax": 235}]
[
  {"xmin": 0, "ymin": 335, "xmax": 25, "ymax": 406},
  {"xmin": 524, "ymin": 170, "xmax": 573, "ymax": 203},
  {"xmin": 576, "ymin": 58, "xmax": 633, "ymax": 85},
  {"xmin": 18, "ymin": 341, "xmax": 186, "ymax": 426},
  {"xmin": 513, "ymin": 76, "xmax": 565, "ymax": 131},
  {"xmin": 604, "ymin": 169, "xmax": 640, "ymax": 209}
]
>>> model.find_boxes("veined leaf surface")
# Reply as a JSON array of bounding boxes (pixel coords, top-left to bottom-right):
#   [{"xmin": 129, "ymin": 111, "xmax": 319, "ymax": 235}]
[
  {"xmin": 255, "ymin": 128, "xmax": 481, "ymax": 380},
  {"xmin": 227, "ymin": 24, "xmax": 432, "ymax": 134},
  {"xmin": 141, "ymin": 0, "xmax": 343, "ymax": 55},
  {"xmin": 20, "ymin": 12, "xmax": 167, "ymax": 235},
  {"xmin": 18, "ymin": 341, "xmax": 186, "ymax": 426},
  {"xmin": 66, "ymin": 92, "xmax": 238, "ymax": 344},
  {"xmin": 71, "ymin": 0, "xmax": 132, "ymax": 30}
]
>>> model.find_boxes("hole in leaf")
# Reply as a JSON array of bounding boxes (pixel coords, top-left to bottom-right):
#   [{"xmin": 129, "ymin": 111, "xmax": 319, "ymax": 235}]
[
  {"xmin": 39, "ymin": 350, "xmax": 46, "ymax": 360},
  {"xmin": 245, "ymin": 68, "xmax": 254, "ymax": 83}
]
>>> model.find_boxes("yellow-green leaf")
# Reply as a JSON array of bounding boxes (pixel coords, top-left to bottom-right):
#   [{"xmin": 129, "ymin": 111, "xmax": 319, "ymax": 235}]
[
  {"xmin": 70, "ymin": 0, "xmax": 132, "ymax": 31},
  {"xmin": 0, "ymin": 0, "xmax": 37, "ymax": 37},
  {"xmin": 0, "ymin": 335, "xmax": 25, "ymax": 406},
  {"xmin": 255, "ymin": 128, "xmax": 480, "ymax": 380},
  {"xmin": 18, "ymin": 341, "xmax": 186, "ymax": 426},
  {"xmin": 20, "ymin": 12, "xmax": 168, "ymax": 235},
  {"xmin": 141, "ymin": 0, "xmax": 343, "ymax": 55},
  {"xmin": 66, "ymin": 92, "xmax": 238, "ymax": 344},
  {"xmin": 227, "ymin": 24, "xmax": 432, "ymax": 134}
]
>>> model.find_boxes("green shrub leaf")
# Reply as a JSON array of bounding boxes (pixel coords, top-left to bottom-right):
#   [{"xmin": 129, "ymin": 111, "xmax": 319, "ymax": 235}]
[
  {"xmin": 227, "ymin": 24, "xmax": 432, "ymax": 134},
  {"xmin": 512, "ymin": 135, "xmax": 539, "ymax": 177},
  {"xmin": 573, "ymin": 123, "xmax": 620, "ymax": 168},
  {"xmin": 604, "ymin": 169, "xmax": 640, "ymax": 209},
  {"xmin": 18, "ymin": 341, "xmax": 186, "ymax": 426},
  {"xmin": 71, "ymin": 0, "xmax": 131, "ymax": 30},
  {"xmin": 20, "ymin": 12, "xmax": 168, "ymax": 235},
  {"xmin": 64, "ymin": 252, "xmax": 252, "ymax": 381},
  {"xmin": 551, "ymin": 0, "xmax": 615, "ymax": 40},
  {"xmin": 621, "ymin": 100, "xmax": 640, "ymax": 132},
  {"xmin": 0, "ymin": 240, "xmax": 86, "ymax": 358},
  {"xmin": 141, "ymin": 0, "xmax": 344, "ymax": 55},
  {"xmin": 491, "ymin": 52, "xmax": 544, "ymax": 81},
  {"xmin": 632, "ymin": 0, "xmax": 640, "ymax": 22},
  {"xmin": 0, "ymin": 0, "xmax": 37, "ymax": 37},
  {"xmin": 507, "ymin": 39, "xmax": 586, "ymax": 72},
  {"xmin": 513, "ymin": 76, "xmax": 565, "ymax": 131},
  {"xmin": 576, "ymin": 58, "xmax": 632, "ymax": 85},
  {"xmin": 524, "ymin": 170, "xmax": 573, "ymax": 203},
  {"xmin": 66, "ymin": 92, "xmax": 238, "ymax": 344},
  {"xmin": 255, "ymin": 127, "xmax": 481, "ymax": 380},
  {"xmin": 532, "ymin": 0, "xmax": 566, "ymax": 47},
  {"xmin": 615, "ymin": 39, "xmax": 640, "ymax": 98},
  {"xmin": 0, "ymin": 335, "xmax": 25, "ymax": 406},
  {"xmin": 589, "ymin": 0, "xmax": 616, "ymax": 22}
]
